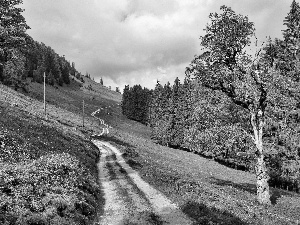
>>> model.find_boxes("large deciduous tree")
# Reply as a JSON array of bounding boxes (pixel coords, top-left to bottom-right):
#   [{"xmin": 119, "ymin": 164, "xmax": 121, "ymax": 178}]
[{"xmin": 186, "ymin": 5, "xmax": 299, "ymax": 205}]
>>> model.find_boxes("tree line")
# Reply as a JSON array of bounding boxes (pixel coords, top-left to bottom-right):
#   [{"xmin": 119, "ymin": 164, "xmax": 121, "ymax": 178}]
[
  {"xmin": 122, "ymin": 1, "xmax": 300, "ymax": 204},
  {"xmin": 121, "ymin": 84, "xmax": 151, "ymax": 123},
  {"xmin": 0, "ymin": 0, "xmax": 80, "ymax": 92}
]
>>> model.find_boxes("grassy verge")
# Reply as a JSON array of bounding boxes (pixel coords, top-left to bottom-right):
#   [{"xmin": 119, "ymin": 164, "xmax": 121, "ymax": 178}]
[
  {"xmin": 98, "ymin": 128, "xmax": 300, "ymax": 225},
  {"xmin": 0, "ymin": 94, "xmax": 104, "ymax": 224}
]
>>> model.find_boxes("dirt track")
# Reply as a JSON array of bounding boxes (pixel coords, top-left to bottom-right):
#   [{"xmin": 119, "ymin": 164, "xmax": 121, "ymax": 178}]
[{"xmin": 93, "ymin": 139, "xmax": 193, "ymax": 225}]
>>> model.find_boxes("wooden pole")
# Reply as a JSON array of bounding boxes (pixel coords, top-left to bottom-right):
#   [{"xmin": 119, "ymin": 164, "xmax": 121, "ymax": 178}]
[
  {"xmin": 44, "ymin": 72, "xmax": 46, "ymax": 117},
  {"xmin": 82, "ymin": 100, "xmax": 85, "ymax": 127}
]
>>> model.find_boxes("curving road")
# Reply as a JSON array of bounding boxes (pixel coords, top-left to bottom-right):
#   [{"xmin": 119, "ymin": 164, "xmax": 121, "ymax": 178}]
[
  {"xmin": 91, "ymin": 109, "xmax": 193, "ymax": 225},
  {"xmin": 91, "ymin": 109, "xmax": 111, "ymax": 135}
]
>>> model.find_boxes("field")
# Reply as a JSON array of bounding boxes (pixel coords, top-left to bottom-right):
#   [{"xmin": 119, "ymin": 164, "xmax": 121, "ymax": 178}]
[
  {"xmin": 1, "ymin": 76, "xmax": 300, "ymax": 224},
  {"xmin": 0, "ymin": 78, "xmax": 121, "ymax": 224}
]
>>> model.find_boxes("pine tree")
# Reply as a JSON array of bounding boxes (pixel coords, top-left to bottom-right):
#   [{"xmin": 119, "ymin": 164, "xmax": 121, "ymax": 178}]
[
  {"xmin": 121, "ymin": 85, "xmax": 130, "ymax": 116},
  {"xmin": 282, "ymin": 0, "xmax": 300, "ymax": 78},
  {"xmin": 178, "ymin": 76, "xmax": 195, "ymax": 148},
  {"xmin": 283, "ymin": 0, "xmax": 300, "ymax": 48},
  {"xmin": 167, "ymin": 77, "xmax": 182, "ymax": 147},
  {"xmin": 149, "ymin": 81, "xmax": 164, "ymax": 140},
  {"xmin": 0, "ymin": 0, "xmax": 30, "ymax": 85},
  {"xmin": 61, "ymin": 64, "xmax": 70, "ymax": 84},
  {"xmin": 47, "ymin": 70, "xmax": 55, "ymax": 85},
  {"xmin": 152, "ymin": 82, "xmax": 173, "ymax": 145}
]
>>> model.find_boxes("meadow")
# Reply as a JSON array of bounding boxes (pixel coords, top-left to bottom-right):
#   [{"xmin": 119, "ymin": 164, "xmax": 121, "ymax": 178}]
[{"xmin": 1, "ymin": 76, "xmax": 300, "ymax": 224}]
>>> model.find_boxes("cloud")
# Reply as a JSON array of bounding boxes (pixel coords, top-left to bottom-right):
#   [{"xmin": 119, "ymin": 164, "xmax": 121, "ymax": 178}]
[{"xmin": 22, "ymin": 0, "xmax": 292, "ymax": 90}]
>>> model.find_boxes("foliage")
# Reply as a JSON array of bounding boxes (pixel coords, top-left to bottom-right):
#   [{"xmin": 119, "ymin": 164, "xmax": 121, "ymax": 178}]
[
  {"xmin": 25, "ymin": 39, "xmax": 74, "ymax": 86},
  {"xmin": 107, "ymin": 128, "xmax": 300, "ymax": 225},
  {"xmin": 0, "ymin": 0, "xmax": 29, "ymax": 87},
  {"xmin": 0, "ymin": 104, "xmax": 102, "ymax": 225},
  {"xmin": 0, "ymin": 0, "xmax": 80, "ymax": 89},
  {"xmin": 121, "ymin": 84, "xmax": 152, "ymax": 124},
  {"xmin": 143, "ymin": 4, "xmax": 300, "ymax": 196},
  {"xmin": 0, "ymin": 153, "xmax": 99, "ymax": 225}
]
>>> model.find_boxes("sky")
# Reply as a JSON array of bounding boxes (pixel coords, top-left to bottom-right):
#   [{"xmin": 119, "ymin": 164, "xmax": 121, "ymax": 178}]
[{"xmin": 22, "ymin": 0, "xmax": 292, "ymax": 91}]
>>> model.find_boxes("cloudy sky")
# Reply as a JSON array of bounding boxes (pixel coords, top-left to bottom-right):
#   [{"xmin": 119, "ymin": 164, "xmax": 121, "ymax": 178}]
[{"xmin": 22, "ymin": 0, "xmax": 292, "ymax": 91}]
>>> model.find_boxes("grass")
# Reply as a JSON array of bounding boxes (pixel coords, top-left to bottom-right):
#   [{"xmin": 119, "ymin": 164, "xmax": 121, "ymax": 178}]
[
  {"xmin": 2, "ymin": 76, "xmax": 300, "ymax": 224},
  {"xmin": 0, "ymin": 80, "xmax": 111, "ymax": 224},
  {"xmin": 99, "ymin": 127, "xmax": 300, "ymax": 225}
]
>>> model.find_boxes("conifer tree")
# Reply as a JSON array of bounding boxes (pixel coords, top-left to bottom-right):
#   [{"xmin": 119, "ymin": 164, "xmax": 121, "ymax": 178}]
[
  {"xmin": 168, "ymin": 77, "xmax": 182, "ymax": 147},
  {"xmin": 0, "ymin": 0, "xmax": 30, "ymax": 86},
  {"xmin": 151, "ymin": 82, "xmax": 173, "ymax": 145},
  {"xmin": 149, "ymin": 81, "xmax": 164, "ymax": 140},
  {"xmin": 121, "ymin": 85, "xmax": 130, "ymax": 115},
  {"xmin": 47, "ymin": 70, "xmax": 55, "ymax": 85},
  {"xmin": 283, "ymin": 0, "xmax": 300, "ymax": 53},
  {"xmin": 61, "ymin": 63, "xmax": 70, "ymax": 84},
  {"xmin": 179, "ymin": 76, "xmax": 195, "ymax": 148}
]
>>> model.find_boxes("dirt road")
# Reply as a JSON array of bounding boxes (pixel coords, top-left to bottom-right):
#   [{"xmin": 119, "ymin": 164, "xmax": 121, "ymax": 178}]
[{"xmin": 93, "ymin": 140, "xmax": 193, "ymax": 225}]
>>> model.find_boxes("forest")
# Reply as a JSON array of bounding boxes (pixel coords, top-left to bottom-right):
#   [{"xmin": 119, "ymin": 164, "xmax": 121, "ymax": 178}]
[
  {"xmin": 121, "ymin": 2, "xmax": 300, "ymax": 204},
  {"xmin": 0, "ymin": 0, "xmax": 81, "ymax": 92}
]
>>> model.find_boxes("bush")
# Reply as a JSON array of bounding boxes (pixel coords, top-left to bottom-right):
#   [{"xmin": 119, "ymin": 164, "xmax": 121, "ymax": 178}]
[{"xmin": 0, "ymin": 153, "xmax": 100, "ymax": 225}]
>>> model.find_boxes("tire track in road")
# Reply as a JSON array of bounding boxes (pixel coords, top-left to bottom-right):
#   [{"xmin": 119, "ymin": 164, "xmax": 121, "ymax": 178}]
[{"xmin": 91, "ymin": 109, "xmax": 193, "ymax": 225}]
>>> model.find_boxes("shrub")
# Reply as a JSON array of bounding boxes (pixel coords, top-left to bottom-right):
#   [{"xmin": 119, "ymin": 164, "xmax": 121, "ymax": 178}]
[{"xmin": 0, "ymin": 153, "xmax": 100, "ymax": 225}]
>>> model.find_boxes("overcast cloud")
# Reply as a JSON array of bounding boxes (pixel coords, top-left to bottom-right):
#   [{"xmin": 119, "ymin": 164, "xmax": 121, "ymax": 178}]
[{"xmin": 22, "ymin": 0, "xmax": 291, "ymax": 90}]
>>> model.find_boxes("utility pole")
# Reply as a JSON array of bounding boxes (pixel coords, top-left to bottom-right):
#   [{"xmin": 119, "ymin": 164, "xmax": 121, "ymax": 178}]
[
  {"xmin": 44, "ymin": 72, "xmax": 46, "ymax": 117},
  {"xmin": 82, "ymin": 100, "xmax": 85, "ymax": 127}
]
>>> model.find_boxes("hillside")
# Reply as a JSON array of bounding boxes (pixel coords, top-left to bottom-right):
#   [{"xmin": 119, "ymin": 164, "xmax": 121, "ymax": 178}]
[
  {"xmin": 0, "ymin": 76, "xmax": 149, "ymax": 224},
  {"xmin": 0, "ymin": 82, "xmax": 105, "ymax": 224},
  {"xmin": 1, "ymin": 76, "xmax": 300, "ymax": 224}
]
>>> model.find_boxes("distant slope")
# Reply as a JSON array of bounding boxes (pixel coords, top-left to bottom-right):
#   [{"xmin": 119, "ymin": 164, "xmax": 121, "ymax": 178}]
[
  {"xmin": 79, "ymin": 76, "xmax": 122, "ymax": 102},
  {"xmin": 24, "ymin": 76, "xmax": 121, "ymax": 119}
]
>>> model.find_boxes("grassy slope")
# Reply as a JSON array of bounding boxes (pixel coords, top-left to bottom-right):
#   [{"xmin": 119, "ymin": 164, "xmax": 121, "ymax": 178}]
[
  {"xmin": 2, "ymin": 76, "xmax": 300, "ymax": 224},
  {"xmin": 98, "ymin": 117, "xmax": 300, "ymax": 224},
  {"xmin": 0, "ymin": 78, "xmax": 121, "ymax": 225}
]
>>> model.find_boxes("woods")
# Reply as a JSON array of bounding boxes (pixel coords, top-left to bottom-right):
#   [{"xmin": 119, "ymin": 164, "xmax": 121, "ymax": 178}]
[
  {"xmin": 122, "ymin": 2, "xmax": 300, "ymax": 204},
  {"xmin": 0, "ymin": 0, "xmax": 78, "ymax": 91}
]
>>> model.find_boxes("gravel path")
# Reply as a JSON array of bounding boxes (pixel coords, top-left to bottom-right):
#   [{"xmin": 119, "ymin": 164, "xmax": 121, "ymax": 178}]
[
  {"xmin": 91, "ymin": 109, "xmax": 193, "ymax": 225},
  {"xmin": 93, "ymin": 140, "xmax": 193, "ymax": 225}
]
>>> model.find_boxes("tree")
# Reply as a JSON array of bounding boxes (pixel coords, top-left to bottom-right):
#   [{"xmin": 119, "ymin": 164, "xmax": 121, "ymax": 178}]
[
  {"xmin": 186, "ymin": 5, "xmax": 300, "ymax": 205},
  {"xmin": 283, "ymin": 0, "xmax": 300, "ymax": 58},
  {"xmin": 100, "ymin": 77, "xmax": 103, "ymax": 85},
  {"xmin": 149, "ymin": 81, "xmax": 164, "ymax": 139},
  {"xmin": 0, "ymin": 0, "xmax": 30, "ymax": 85},
  {"xmin": 121, "ymin": 84, "xmax": 151, "ymax": 124},
  {"xmin": 262, "ymin": 0, "xmax": 300, "ymax": 191},
  {"xmin": 47, "ymin": 70, "xmax": 55, "ymax": 85},
  {"xmin": 122, "ymin": 85, "xmax": 130, "ymax": 116},
  {"xmin": 150, "ymin": 82, "xmax": 173, "ymax": 145},
  {"xmin": 3, "ymin": 49, "xmax": 26, "ymax": 90},
  {"xmin": 61, "ymin": 63, "xmax": 70, "ymax": 84},
  {"xmin": 167, "ymin": 77, "xmax": 183, "ymax": 147}
]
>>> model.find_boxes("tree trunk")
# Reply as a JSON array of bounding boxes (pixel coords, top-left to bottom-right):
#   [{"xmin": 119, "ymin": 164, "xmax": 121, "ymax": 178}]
[{"xmin": 251, "ymin": 110, "xmax": 271, "ymax": 205}]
